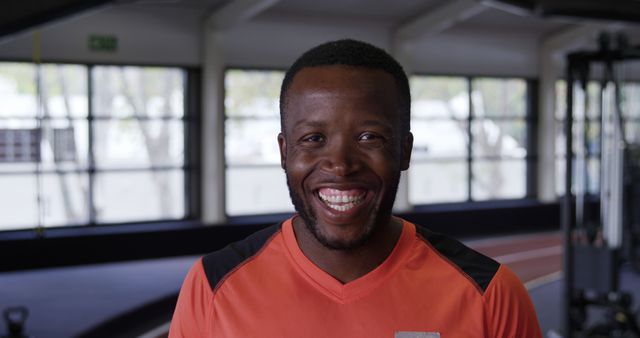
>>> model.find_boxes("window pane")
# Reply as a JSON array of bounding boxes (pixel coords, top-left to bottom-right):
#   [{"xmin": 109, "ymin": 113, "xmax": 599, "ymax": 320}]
[
  {"xmin": 408, "ymin": 161, "xmax": 467, "ymax": 204},
  {"xmin": 40, "ymin": 119, "xmax": 89, "ymax": 170},
  {"xmin": 0, "ymin": 119, "xmax": 89, "ymax": 171},
  {"xmin": 94, "ymin": 170, "xmax": 185, "ymax": 222},
  {"xmin": 226, "ymin": 166, "xmax": 293, "ymax": 216},
  {"xmin": 583, "ymin": 121, "xmax": 600, "ymax": 155},
  {"xmin": 626, "ymin": 122, "xmax": 640, "ymax": 144},
  {"xmin": 0, "ymin": 119, "xmax": 39, "ymax": 172},
  {"xmin": 472, "ymin": 78, "xmax": 526, "ymax": 118},
  {"xmin": 92, "ymin": 66, "xmax": 185, "ymax": 118},
  {"xmin": 556, "ymin": 80, "xmax": 602, "ymax": 120},
  {"xmin": 409, "ymin": 120, "xmax": 468, "ymax": 160},
  {"xmin": 225, "ymin": 119, "xmax": 280, "ymax": 165},
  {"xmin": 411, "ymin": 76, "xmax": 469, "ymax": 119},
  {"xmin": 556, "ymin": 120, "xmax": 565, "ymax": 156},
  {"xmin": 41, "ymin": 173, "xmax": 89, "ymax": 227},
  {"xmin": 0, "ymin": 62, "xmax": 37, "ymax": 118},
  {"xmin": 555, "ymin": 120, "xmax": 601, "ymax": 156},
  {"xmin": 0, "ymin": 174, "xmax": 38, "ymax": 230},
  {"xmin": 556, "ymin": 80, "xmax": 567, "ymax": 119},
  {"xmin": 471, "ymin": 119, "xmax": 526, "ymax": 158},
  {"xmin": 225, "ymin": 70, "xmax": 283, "ymax": 118},
  {"xmin": 41, "ymin": 64, "xmax": 88, "ymax": 118},
  {"xmin": 556, "ymin": 157, "xmax": 599, "ymax": 196},
  {"xmin": 93, "ymin": 120, "xmax": 184, "ymax": 168},
  {"xmin": 623, "ymin": 82, "xmax": 640, "ymax": 118},
  {"xmin": 472, "ymin": 159, "xmax": 526, "ymax": 200},
  {"xmin": 586, "ymin": 82, "xmax": 601, "ymax": 119}
]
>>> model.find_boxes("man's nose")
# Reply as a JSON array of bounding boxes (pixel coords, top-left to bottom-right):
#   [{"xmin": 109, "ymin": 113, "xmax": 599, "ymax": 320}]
[{"xmin": 320, "ymin": 139, "xmax": 361, "ymax": 176}]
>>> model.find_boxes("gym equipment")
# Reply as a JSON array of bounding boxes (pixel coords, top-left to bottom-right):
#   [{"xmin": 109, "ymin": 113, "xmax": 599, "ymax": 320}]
[
  {"xmin": 2, "ymin": 306, "xmax": 32, "ymax": 338},
  {"xmin": 561, "ymin": 31, "xmax": 640, "ymax": 337}
]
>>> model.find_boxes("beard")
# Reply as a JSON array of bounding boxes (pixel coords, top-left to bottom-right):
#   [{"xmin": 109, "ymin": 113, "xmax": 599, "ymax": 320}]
[{"xmin": 284, "ymin": 170, "xmax": 400, "ymax": 252}]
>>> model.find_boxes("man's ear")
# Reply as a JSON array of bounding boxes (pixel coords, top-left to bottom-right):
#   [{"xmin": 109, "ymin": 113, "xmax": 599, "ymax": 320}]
[
  {"xmin": 278, "ymin": 132, "xmax": 287, "ymax": 170},
  {"xmin": 401, "ymin": 132, "xmax": 413, "ymax": 171}
]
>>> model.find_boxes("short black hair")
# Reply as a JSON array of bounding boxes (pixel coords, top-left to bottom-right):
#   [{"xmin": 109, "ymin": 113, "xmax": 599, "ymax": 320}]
[{"xmin": 279, "ymin": 39, "xmax": 411, "ymax": 135}]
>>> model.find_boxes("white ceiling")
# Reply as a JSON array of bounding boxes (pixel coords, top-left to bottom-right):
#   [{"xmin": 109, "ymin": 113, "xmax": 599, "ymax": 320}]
[{"xmin": 263, "ymin": 0, "xmax": 443, "ymax": 23}]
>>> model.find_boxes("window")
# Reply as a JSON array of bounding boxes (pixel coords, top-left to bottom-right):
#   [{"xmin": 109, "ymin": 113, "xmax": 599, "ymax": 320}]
[
  {"xmin": 623, "ymin": 82, "xmax": 640, "ymax": 144},
  {"xmin": 92, "ymin": 66, "xmax": 187, "ymax": 223},
  {"xmin": 224, "ymin": 69, "xmax": 292, "ymax": 216},
  {"xmin": 555, "ymin": 79, "xmax": 640, "ymax": 196},
  {"xmin": 0, "ymin": 62, "xmax": 192, "ymax": 231},
  {"xmin": 471, "ymin": 78, "xmax": 528, "ymax": 200},
  {"xmin": 409, "ymin": 76, "xmax": 469, "ymax": 204},
  {"xmin": 409, "ymin": 76, "xmax": 530, "ymax": 205}
]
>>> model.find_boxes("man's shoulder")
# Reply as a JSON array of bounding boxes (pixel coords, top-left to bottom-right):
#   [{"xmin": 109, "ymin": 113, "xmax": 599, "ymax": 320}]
[
  {"xmin": 201, "ymin": 222, "xmax": 282, "ymax": 292},
  {"xmin": 412, "ymin": 223, "xmax": 501, "ymax": 295}
]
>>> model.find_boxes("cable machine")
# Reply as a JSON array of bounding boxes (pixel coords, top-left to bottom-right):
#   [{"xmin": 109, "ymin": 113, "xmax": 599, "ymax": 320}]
[{"xmin": 562, "ymin": 32, "xmax": 640, "ymax": 337}]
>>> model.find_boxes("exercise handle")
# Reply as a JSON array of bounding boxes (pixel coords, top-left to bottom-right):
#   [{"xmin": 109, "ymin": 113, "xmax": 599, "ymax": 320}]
[{"xmin": 2, "ymin": 307, "xmax": 30, "ymax": 338}]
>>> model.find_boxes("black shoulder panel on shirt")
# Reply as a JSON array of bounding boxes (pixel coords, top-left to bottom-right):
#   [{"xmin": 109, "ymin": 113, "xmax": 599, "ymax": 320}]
[
  {"xmin": 202, "ymin": 223, "xmax": 282, "ymax": 291},
  {"xmin": 415, "ymin": 224, "xmax": 500, "ymax": 294}
]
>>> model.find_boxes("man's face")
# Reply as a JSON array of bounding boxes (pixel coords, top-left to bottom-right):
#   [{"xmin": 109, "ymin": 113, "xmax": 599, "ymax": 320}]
[{"xmin": 278, "ymin": 65, "xmax": 412, "ymax": 251}]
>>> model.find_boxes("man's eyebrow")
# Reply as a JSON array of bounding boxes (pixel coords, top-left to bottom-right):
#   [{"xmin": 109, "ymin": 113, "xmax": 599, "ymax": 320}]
[
  {"xmin": 360, "ymin": 120, "xmax": 394, "ymax": 131},
  {"xmin": 292, "ymin": 120, "xmax": 326, "ymax": 129}
]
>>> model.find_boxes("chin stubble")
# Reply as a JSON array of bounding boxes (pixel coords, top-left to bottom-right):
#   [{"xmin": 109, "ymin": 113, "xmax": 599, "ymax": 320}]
[{"xmin": 284, "ymin": 169, "xmax": 400, "ymax": 252}]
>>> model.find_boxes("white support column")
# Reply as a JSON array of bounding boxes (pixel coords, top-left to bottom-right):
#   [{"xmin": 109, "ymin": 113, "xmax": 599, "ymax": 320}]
[
  {"xmin": 391, "ymin": 40, "xmax": 414, "ymax": 213},
  {"xmin": 201, "ymin": 0, "xmax": 279, "ymax": 225},
  {"xmin": 201, "ymin": 29, "xmax": 226, "ymax": 225},
  {"xmin": 537, "ymin": 24, "xmax": 606, "ymax": 202}
]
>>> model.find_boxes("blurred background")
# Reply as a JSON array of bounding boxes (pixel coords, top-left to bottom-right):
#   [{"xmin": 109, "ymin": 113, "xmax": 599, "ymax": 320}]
[{"xmin": 0, "ymin": 0, "xmax": 639, "ymax": 337}]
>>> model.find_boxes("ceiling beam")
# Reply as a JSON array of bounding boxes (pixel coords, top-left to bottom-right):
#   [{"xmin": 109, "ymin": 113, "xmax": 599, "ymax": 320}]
[
  {"xmin": 541, "ymin": 24, "xmax": 609, "ymax": 54},
  {"xmin": 394, "ymin": 0, "xmax": 487, "ymax": 43},
  {"xmin": 206, "ymin": 0, "xmax": 279, "ymax": 32}
]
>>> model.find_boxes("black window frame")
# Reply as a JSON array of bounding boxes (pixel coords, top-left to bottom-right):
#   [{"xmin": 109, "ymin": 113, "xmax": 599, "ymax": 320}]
[
  {"xmin": 0, "ymin": 59, "xmax": 201, "ymax": 236},
  {"xmin": 409, "ymin": 73, "xmax": 538, "ymax": 207},
  {"xmin": 223, "ymin": 67, "xmax": 292, "ymax": 218}
]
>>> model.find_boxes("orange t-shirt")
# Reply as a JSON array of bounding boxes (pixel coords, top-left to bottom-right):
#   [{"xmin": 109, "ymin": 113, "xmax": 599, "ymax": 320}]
[{"xmin": 169, "ymin": 218, "xmax": 542, "ymax": 338}]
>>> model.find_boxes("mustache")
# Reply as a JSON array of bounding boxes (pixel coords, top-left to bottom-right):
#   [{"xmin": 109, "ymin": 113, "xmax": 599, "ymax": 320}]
[{"xmin": 283, "ymin": 168, "xmax": 373, "ymax": 187}]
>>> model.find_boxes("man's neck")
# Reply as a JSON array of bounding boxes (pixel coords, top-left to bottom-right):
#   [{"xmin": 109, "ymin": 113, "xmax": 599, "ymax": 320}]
[{"xmin": 292, "ymin": 216, "xmax": 403, "ymax": 284}]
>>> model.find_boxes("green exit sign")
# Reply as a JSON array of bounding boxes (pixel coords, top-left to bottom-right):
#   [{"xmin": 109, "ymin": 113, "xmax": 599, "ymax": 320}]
[{"xmin": 89, "ymin": 35, "xmax": 117, "ymax": 52}]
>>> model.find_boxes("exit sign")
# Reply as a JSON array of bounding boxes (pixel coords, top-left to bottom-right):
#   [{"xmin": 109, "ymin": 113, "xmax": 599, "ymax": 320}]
[{"xmin": 89, "ymin": 35, "xmax": 117, "ymax": 52}]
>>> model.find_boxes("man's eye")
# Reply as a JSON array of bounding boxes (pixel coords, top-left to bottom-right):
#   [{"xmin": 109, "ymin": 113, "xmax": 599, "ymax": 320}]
[
  {"xmin": 302, "ymin": 134, "xmax": 324, "ymax": 143},
  {"xmin": 359, "ymin": 132, "xmax": 381, "ymax": 141}
]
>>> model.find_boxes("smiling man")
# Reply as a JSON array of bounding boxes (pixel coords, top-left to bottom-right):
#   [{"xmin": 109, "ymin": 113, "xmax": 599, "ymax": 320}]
[{"xmin": 169, "ymin": 39, "xmax": 542, "ymax": 338}]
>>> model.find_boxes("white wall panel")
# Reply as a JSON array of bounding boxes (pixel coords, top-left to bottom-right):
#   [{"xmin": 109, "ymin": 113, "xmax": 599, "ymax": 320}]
[
  {"xmin": 220, "ymin": 15, "xmax": 392, "ymax": 69},
  {"xmin": 409, "ymin": 26, "xmax": 540, "ymax": 77}
]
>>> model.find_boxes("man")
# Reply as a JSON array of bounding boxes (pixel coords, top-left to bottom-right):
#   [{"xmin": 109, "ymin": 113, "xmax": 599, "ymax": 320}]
[{"xmin": 169, "ymin": 39, "xmax": 542, "ymax": 338}]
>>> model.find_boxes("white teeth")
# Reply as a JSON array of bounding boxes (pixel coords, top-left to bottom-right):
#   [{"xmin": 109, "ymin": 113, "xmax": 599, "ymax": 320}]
[
  {"xmin": 327, "ymin": 202, "xmax": 355, "ymax": 212},
  {"xmin": 318, "ymin": 190, "xmax": 365, "ymax": 211}
]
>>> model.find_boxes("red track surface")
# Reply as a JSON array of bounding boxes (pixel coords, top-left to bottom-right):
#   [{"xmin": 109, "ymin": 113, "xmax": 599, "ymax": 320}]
[{"xmin": 466, "ymin": 231, "xmax": 563, "ymax": 288}]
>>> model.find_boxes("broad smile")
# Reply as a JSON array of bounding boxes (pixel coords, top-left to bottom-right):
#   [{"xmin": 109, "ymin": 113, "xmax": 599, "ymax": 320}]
[
  {"xmin": 313, "ymin": 186, "xmax": 372, "ymax": 219},
  {"xmin": 318, "ymin": 188, "xmax": 367, "ymax": 212}
]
